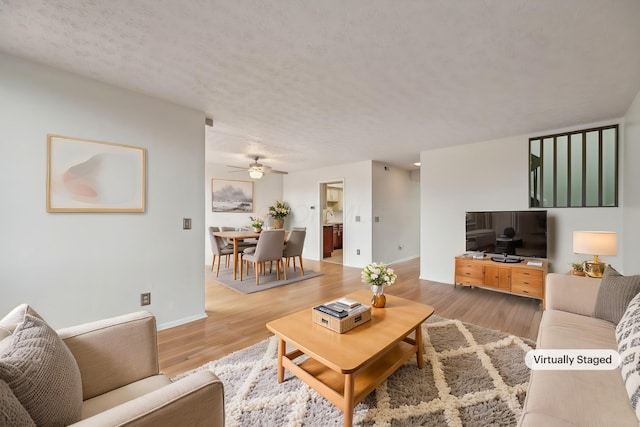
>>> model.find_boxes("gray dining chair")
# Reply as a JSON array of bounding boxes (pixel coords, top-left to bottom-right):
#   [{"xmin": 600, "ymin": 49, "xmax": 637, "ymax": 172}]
[
  {"xmin": 208, "ymin": 227, "xmax": 233, "ymax": 276},
  {"xmin": 282, "ymin": 229, "xmax": 306, "ymax": 275},
  {"xmin": 240, "ymin": 229, "xmax": 286, "ymax": 285}
]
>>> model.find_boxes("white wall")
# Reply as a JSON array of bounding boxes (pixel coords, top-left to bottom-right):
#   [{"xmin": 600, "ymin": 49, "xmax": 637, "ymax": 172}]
[
  {"xmin": 623, "ymin": 90, "xmax": 640, "ymax": 274},
  {"xmin": 420, "ymin": 119, "xmax": 626, "ymax": 284},
  {"xmin": 0, "ymin": 53, "xmax": 206, "ymax": 329},
  {"xmin": 372, "ymin": 162, "xmax": 420, "ymax": 263},
  {"xmin": 283, "ymin": 161, "xmax": 373, "ymax": 268},
  {"xmin": 204, "ymin": 162, "xmax": 283, "ymax": 262}
]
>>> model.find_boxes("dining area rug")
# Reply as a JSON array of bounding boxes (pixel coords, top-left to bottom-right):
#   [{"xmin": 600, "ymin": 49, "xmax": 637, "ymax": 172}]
[
  {"xmin": 209, "ymin": 264, "xmax": 322, "ymax": 294},
  {"xmin": 173, "ymin": 315, "xmax": 534, "ymax": 426}
]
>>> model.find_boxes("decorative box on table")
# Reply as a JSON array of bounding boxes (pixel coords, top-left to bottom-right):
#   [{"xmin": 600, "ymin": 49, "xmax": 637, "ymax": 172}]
[{"xmin": 312, "ymin": 303, "xmax": 371, "ymax": 333}]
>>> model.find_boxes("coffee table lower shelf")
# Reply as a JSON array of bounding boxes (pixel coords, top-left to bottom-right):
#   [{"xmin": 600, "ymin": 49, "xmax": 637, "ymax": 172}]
[{"xmin": 280, "ymin": 339, "xmax": 417, "ymax": 423}]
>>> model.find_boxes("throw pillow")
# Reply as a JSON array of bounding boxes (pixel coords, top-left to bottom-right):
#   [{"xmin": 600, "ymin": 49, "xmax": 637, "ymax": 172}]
[
  {"xmin": 616, "ymin": 292, "xmax": 640, "ymax": 421},
  {"xmin": 0, "ymin": 313, "xmax": 82, "ymax": 425},
  {"xmin": 0, "ymin": 379, "xmax": 35, "ymax": 427},
  {"xmin": 593, "ymin": 266, "xmax": 640, "ymax": 324},
  {"xmin": 0, "ymin": 304, "xmax": 43, "ymax": 332}
]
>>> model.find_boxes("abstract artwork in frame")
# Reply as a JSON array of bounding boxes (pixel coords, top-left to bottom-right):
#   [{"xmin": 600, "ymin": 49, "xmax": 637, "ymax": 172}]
[
  {"xmin": 211, "ymin": 179, "xmax": 254, "ymax": 213},
  {"xmin": 47, "ymin": 134, "xmax": 146, "ymax": 212}
]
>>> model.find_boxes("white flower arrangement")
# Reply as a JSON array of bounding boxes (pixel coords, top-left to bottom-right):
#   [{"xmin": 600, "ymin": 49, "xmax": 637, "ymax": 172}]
[
  {"xmin": 361, "ymin": 262, "xmax": 397, "ymax": 287},
  {"xmin": 249, "ymin": 216, "xmax": 264, "ymax": 228}
]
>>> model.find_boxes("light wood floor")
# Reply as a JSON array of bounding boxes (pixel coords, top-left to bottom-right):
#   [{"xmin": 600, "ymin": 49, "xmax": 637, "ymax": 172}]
[{"xmin": 157, "ymin": 257, "xmax": 542, "ymax": 378}]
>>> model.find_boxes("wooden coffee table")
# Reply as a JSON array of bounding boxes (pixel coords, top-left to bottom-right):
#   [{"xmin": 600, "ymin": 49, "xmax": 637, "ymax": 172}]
[{"xmin": 265, "ymin": 289, "xmax": 434, "ymax": 426}]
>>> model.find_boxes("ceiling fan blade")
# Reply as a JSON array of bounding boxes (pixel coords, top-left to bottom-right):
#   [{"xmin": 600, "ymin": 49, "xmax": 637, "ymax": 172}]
[
  {"xmin": 226, "ymin": 165, "xmax": 249, "ymax": 170},
  {"xmin": 269, "ymin": 169, "xmax": 288, "ymax": 175}
]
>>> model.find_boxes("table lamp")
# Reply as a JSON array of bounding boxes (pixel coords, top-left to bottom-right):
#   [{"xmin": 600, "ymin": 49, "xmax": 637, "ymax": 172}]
[{"xmin": 573, "ymin": 231, "xmax": 617, "ymax": 278}]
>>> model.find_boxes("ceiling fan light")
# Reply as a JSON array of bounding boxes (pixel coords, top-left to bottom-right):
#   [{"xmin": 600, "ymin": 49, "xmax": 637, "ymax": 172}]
[{"xmin": 249, "ymin": 170, "xmax": 263, "ymax": 179}]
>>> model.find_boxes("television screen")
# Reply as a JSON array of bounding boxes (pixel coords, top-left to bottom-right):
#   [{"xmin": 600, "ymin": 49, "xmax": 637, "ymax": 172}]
[{"xmin": 465, "ymin": 210, "xmax": 547, "ymax": 258}]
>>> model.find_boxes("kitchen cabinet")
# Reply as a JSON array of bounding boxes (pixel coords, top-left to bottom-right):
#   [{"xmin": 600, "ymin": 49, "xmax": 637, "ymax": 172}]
[
  {"xmin": 326, "ymin": 187, "xmax": 343, "ymax": 210},
  {"xmin": 333, "ymin": 224, "xmax": 343, "ymax": 249},
  {"xmin": 323, "ymin": 226, "xmax": 333, "ymax": 258}
]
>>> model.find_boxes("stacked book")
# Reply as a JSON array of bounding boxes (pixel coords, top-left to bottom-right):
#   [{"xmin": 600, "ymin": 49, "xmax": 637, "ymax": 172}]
[
  {"xmin": 314, "ymin": 297, "xmax": 366, "ymax": 318},
  {"xmin": 312, "ymin": 298, "xmax": 371, "ymax": 333}
]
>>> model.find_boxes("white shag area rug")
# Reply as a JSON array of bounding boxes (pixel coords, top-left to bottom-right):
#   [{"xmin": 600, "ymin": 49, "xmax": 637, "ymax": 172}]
[{"xmin": 173, "ymin": 315, "xmax": 535, "ymax": 426}]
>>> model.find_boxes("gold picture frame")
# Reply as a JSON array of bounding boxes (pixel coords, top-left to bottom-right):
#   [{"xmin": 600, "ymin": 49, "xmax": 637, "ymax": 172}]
[
  {"xmin": 211, "ymin": 179, "xmax": 254, "ymax": 213},
  {"xmin": 47, "ymin": 134, "xmax": 146, "ymax": 212}
]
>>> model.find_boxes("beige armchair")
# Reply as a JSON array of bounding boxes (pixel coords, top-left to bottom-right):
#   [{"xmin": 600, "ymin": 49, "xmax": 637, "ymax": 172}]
[
  {"xmin": 0, "ymin": 305, "xmax": 224, "ymax": 426},
  {"xmin": 63, "ymin": 311, "xmax": 224, "ymax": 426}
]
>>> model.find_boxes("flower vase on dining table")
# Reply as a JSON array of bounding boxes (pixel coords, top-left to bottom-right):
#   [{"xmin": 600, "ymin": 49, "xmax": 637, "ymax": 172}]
[
  {"xmin": 273, "ymin": 219, "xmax": 284, "ymax": 229},
  {"xmin": 370, "ymin": 285, "xmax": 386, "ymax": 308}
]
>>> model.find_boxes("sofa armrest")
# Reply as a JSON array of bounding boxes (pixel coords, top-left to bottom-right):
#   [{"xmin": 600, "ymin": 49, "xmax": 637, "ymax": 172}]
[
  {"xmin": 545, "ymin": 273, "xmax": 602, "ymax": 316},
  {"xmin": 57, "ymin": 311, "xmax": 159, "ymax": 400},
  {"xmin": 70, "ymin": 370, "xmax": 224, "ymax": 427}
]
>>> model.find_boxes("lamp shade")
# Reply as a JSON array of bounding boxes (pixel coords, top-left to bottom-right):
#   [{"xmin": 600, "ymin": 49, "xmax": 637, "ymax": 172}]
[{"xmin": 573, "ymin": 231, "xmax": 617, "ymax": 256}]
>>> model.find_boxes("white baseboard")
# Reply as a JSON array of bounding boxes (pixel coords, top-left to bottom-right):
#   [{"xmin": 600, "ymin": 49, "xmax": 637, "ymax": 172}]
[
  {"xmin": 389, "ymin": 255, "xmax": 420, "ymax": 265},
  {"xmin": 157, "ymin": 312, "xmax": 208, "ymax": 331},
  {"xmin": 419, "ymin": 275, "xmax": 454, "ymax": 284}
]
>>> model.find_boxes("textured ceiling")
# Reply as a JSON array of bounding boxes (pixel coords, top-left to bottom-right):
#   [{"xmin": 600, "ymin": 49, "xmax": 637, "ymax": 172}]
[{"xmin": 1, "ymin": 0, "xmax": 640, "ymax": 173}]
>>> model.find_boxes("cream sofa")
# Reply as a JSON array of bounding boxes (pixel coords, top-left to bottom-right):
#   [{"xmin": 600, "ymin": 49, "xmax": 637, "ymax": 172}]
[
  {"xmin": 0, "ymin": 306, "xmax": 224, "ymax": 426},
  {"xmin": 519, "ymin": 273, "xmax": 638, "ymax": 426}
]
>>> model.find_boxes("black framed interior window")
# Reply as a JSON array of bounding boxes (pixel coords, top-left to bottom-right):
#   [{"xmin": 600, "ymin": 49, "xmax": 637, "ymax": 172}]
[{"xmin": 529, "ymin": 124, "xmax": 618, "ymax": 208}]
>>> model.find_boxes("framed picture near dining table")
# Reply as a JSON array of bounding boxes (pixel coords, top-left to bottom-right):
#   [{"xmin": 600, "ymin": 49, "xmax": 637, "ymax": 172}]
[
  {"xmin": 211, "ymin": 179, "xmax": 254, "ymax": 212},
  {"xmin": 46, "ymin": 134, "xmax": 146, "ymax": 212}
]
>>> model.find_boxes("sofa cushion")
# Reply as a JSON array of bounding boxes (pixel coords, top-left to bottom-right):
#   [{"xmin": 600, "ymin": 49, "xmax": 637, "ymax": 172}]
[
  {"xmin": 523, "ymin": 308, "xmax": 637, "ymax": 426},
  {"xmin": 593, "ymin": 266, "xmax": 640, "ymax": 324},
  {"xmin": 537, "ymin": 309, "xmax": 617, "ymax": 349},
  {"xmin": 82, "ymin": 374, "xmax": 171, "ymax": 419},
  {"xmin": 616, "ymin": 291, "xmax": 640, "ymax": 421},
  {"xmin": 524, "ymin": 368, "xmax": 637, "ymax": 427},
  {"xmin": 0, "ymin": 379, "xmax": 35, "ymax": 427},
  {"xmin": 0, "ymin": 326, "xmax": 10, "ymax": 341},
  {"xmin": 0, "ymin": 310, "xmax": 83, "ymax": 425}
]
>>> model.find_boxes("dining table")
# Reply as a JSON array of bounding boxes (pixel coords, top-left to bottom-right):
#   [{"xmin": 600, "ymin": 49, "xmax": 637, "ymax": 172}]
[{"xmin": 211, "ymin": 230, "xmax": 261, "ymax": 280}]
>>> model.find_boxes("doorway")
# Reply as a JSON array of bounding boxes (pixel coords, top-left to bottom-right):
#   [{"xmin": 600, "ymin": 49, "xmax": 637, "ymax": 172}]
[{"xmin": 320, "ymin": 181, "xmax": 344, "ymax": 264}]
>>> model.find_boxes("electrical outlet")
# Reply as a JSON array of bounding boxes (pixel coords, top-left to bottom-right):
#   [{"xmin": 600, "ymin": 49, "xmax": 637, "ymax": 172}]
[
  {"xmin": 140, "ymin": 292, "xmax": 151, "ymax": 306},
  {"xmin": 355, "ymin": 216, "xmax": 360, "ymax": 222},
  {"xmin": 183, "ymin": 218, "xmax": 191, "ymax": 230},
  {"xmin": 375, "ymin": 216, "xmax": 380, "ymax": 222},
  {"xmin": 357, "ymin": 249, "xmax": 360, "ymax": 255}
]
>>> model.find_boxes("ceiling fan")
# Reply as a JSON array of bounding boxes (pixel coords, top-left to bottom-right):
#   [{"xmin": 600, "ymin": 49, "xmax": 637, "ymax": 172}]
[{"xmin": 226, "ymin": 156, "xmax": 288, "ymax": 179}]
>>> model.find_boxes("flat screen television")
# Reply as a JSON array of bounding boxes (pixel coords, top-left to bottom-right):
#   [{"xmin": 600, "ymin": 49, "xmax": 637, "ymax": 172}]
[{"xmin": 465, "ymin": 210, "xmax": 548, "ymax": 259}]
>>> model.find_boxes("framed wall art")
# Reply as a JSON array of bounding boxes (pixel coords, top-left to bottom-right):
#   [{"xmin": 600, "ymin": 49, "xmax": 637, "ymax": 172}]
[
  {"xmin": 211, "ymin": 179, "xmax": 254, "ymax": 213},
  {"xmin": 47, "ymin": 134, "xmax": 146, "ymax": 212}
]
